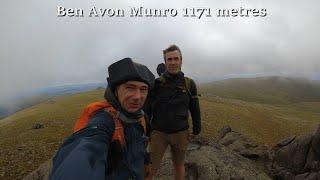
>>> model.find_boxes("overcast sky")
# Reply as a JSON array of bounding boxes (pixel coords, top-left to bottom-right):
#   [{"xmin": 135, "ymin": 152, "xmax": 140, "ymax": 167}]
[{"xmin": 0, "ymin": 0, "xmax": 319, "ymax": 102}]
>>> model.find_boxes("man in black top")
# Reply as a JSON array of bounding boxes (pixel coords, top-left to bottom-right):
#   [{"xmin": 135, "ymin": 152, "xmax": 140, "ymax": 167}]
[{"xmin": 147, "ymin": 45, "xmax": 201, "ymax": 180}]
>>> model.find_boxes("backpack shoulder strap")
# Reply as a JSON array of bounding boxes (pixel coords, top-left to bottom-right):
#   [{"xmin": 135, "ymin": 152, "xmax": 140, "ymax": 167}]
[
  {"xmin": 73, "ymin": 101, "xmax": 127, "ymax": 147},
  {"xmin": 73, "ymin": 101, "xmax": 111, "ymax": 132},
  {"xmin": 102, "ymin": 105, "xmax": 127, "ymax": 147},
  {"xmin": 184, "ymin": 77, "xmax": 192, "ymax": 97},
  {"xmin": 139, "ymin": 116, "xmax": 147, "ymax": 134},
  {"xmin": 158, "ymin": 75, "xmax": 166, "ymax": 88},
  {"xmin": 184, "ymin": 77, "xmax": 199, "ymax": 99}
]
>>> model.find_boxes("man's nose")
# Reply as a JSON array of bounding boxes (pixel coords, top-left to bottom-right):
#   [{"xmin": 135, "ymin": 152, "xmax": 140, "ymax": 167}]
[{"xmin": 132, "ymin": 90, "xmax": 143, "ymax": 100}]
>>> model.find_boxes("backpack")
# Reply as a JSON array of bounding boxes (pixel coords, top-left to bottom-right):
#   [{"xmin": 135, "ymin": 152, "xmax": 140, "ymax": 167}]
[{"xmin": 73, "ymin": 101, "xmax": 146, "ymax": 147}]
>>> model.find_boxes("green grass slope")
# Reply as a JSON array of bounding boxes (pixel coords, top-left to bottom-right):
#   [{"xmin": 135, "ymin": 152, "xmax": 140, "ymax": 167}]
[
  {"xmin": 199, "ymin": 76, "xmax": 320, "ymax": 144},
  {"xmin": 200, "ymin": 76, "xmax": 320, "ymax": 104},
  {"xmin": 200, "ymin": 97, "xmax": 319, "ymax": 145},
  {"xmin": 0, "ymin": 90, "xmax": 105, "ymax": 180}
]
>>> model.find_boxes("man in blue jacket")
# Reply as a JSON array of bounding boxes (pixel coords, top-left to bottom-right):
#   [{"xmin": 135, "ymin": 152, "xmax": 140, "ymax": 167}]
[{"xmin": 50, "ymin": 58, "xmax": 155, "ymax": 180}]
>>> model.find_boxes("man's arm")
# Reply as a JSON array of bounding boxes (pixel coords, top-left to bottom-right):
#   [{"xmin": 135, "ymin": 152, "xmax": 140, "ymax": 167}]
[
  {"xmin": 50, "ymin": 111, "xmax": 114, "ymax": 180},
  {"xmin": 189, "ymin": 79, "xmax": 201, "ymax": 135},
  {"xmin": 143, "ymin": 78, "xmax": 159, "ymax": 130},
  {"xmin": 143, "ymin": 94, "xmax": 154, "ymax": 129}
]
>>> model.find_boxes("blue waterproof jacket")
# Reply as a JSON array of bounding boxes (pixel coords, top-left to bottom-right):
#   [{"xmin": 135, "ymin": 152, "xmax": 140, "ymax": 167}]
[{"xmin": 50, "ymin": 110, "xmax": 148, "ymax": 180}]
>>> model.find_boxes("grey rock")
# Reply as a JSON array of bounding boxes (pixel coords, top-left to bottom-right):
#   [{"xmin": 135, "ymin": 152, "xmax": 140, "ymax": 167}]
[
  {"xmin": 304, "ymin": 125, "xmax": 320, "ymax": 172},
  {"xmin": 32, "ymin": 123, "xmax": 44, "ymax": 130},
  {"xmin": 304, "ymin": 146, "xmax": 320, "ymax": 172},
  {"xmin": 22, "ymin": 160, "xmax": 51, "ymax": 180},
  {"xmin": 154, "ymin": 141, "xmax": 271, "ymax": 180},
  {"xmin": 275, "ymin": 135, "xmax": 296, "ymax": 148},
  {"xmin": 216, "ymin": 125, "xmax": 320, "ymax": 179},
  {"xmin": 24, "ymin": 142, "xmax": 271, "ymax": 180},
  {"xmin": 23, "ymin": 124, "xmax": 320, "ymax": 180},
  {"xmin": 294, "ymin": 172, "xmax": 320, "ymax": 180},
  {"xmin": 271, "ymin": 124, "xmax": 320, "ymax": 179},
  {"xmin": 217, "ymin": 125, "xmax": 232, "ymax": 140},
  {"xmin": 218, "ymin": 129, "xmax": 271, "ymax": 162},
  {"xmin": 312, "ymin": 125, "xmax": 320, "ymax": 155},
  {"xmin": 273, "ymin": 134, "xmax": 313, "ymax": 174}
]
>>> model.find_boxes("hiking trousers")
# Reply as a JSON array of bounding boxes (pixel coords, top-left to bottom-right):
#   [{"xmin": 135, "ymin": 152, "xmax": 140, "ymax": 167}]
[{"xmin": 149, "ymin": 130, "xmax": 189, "ymax": 171}]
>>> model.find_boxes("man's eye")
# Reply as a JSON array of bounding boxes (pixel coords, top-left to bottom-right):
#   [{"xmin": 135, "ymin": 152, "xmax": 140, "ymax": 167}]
[
  {"xmin": 126, "ymin": 87, "xmax": 135, "ymax": 90},
  {"xmin": 141, "ymin": 88, "xmax": 148, "ymax": 93}
]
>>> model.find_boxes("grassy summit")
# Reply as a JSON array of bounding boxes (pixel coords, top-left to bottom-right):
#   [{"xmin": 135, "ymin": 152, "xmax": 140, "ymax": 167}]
[{"xmin": 0, "ymin": 76, "xmax": 319, "ymax": 179}]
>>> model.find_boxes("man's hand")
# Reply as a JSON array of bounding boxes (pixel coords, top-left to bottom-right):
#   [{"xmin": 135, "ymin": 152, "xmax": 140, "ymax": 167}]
[{"xmin": 144, "ymin": 164, "xmax": 152, "ymax": 179}]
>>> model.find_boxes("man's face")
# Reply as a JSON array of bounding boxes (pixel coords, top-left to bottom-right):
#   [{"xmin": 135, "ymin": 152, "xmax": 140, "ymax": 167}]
[
  {"xmin": 116, "ymin": 81, "xmax": 149, "ymax": 113},
  {"xmin": 165, "ymin": 50, "xmax": 182, "ymax": 74}
]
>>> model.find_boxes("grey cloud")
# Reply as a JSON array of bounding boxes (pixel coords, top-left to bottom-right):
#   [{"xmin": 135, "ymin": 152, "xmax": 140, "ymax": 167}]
[{"xmin": 0, "ymin": 0, "xmax": 320, "ymax": 102}]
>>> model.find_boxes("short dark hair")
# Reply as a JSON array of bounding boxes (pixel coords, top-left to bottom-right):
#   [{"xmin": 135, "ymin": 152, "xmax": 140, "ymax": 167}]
[{"xmin": 163, "ymin": 44, "xmax": 182, "ymax": 61}]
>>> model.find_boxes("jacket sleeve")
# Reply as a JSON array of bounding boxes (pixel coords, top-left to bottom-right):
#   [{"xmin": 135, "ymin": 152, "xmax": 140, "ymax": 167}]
[
  {"xmin": 50, "ymin": 111, "xmax": 115, "ymax": 180},
  {"xmin": 189, "ymin": 79, "xmax": 201, "ymax": 135}
]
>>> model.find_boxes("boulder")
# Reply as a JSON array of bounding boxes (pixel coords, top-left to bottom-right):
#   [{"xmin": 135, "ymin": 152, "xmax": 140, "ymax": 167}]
[
  {"xmin": 217, "ymin": 125, "xmax": 232, "ymax": 140},
  {"xmin": 154, "ymin": 141, "xmax": 271, "ymax": 180},
  {"xmin": 271, "ymin": 124, "xmax": 320, "ymax": 179},
  {"xmin": 32, "ymin": 123, "xmax": 44, "ymax": 130},
  {"xmin": 216, "ymin": 125, "xmax": 320, "ymax": 179},
  {"xmin": 218, "ymin": 127, "xmax": 271, "ymax": 162},
  {"xmin": 22, "ymin": 160, "xmax": 51, "ymax": 180},
  {"xmin": 273, "ymin": 134, "xmax": 313, "ymax": 174}
]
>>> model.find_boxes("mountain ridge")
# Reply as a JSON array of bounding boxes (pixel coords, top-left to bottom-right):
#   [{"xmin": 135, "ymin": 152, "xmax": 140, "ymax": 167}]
[
  {"xmin": 200, "ymin": 76, "xmax": 320, "ymax": 105},
  {"xmin": 0, "ymin": 83, "xmax": 106, "ymax": 120}
]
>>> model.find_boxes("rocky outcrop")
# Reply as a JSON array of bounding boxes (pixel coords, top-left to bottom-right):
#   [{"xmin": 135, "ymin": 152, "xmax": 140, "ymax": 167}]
[
  {"xmin": 32, "ymin": 123, "xmax": 44, "ymax": 130},
  {"xmin": 23, "ymin": 160, "xmax": 51, "ymax": 180},
  {"xmin": 23, "ymin": 125, "xmax": 320, "ymax": 180},
  {"xmin": 270, "ymin": 125, "xmax": 320, "ymax": 180},
  {"xmin": 217, "ymin": 125, "xmax": 320, "ymax": 180},
  {"xmin": 155, "ymin": 140, "xmax": 271, "ymax": 180},
  {"xmin": 218, "ymin": 125, "xmax": 272, "ymax": 162}
]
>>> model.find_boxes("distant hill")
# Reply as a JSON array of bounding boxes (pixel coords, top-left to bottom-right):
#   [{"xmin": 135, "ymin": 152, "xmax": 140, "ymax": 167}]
[
  {"xmin": 200, "ymin": 76, "xmax": 320, "ymax": 104},
  {"xmin": 30, "ymin": 83, "xmax": 106, "ymax": 97},
  {"xmin": 0, "ymin": 95, "xmax": 49, "ymax": 119},
  {"xmin": 0, "ymin": 107, "xmax": 10, "ymax": 119},
  {"xmin": 0, "ymin": 83, "xmax": 106, "ymax": 120}
]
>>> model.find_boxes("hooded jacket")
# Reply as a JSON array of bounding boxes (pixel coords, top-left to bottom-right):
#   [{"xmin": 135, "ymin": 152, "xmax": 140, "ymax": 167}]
[{"xmin": 50, "ymin": 89, "xmax": 149, "ymax": 180}]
